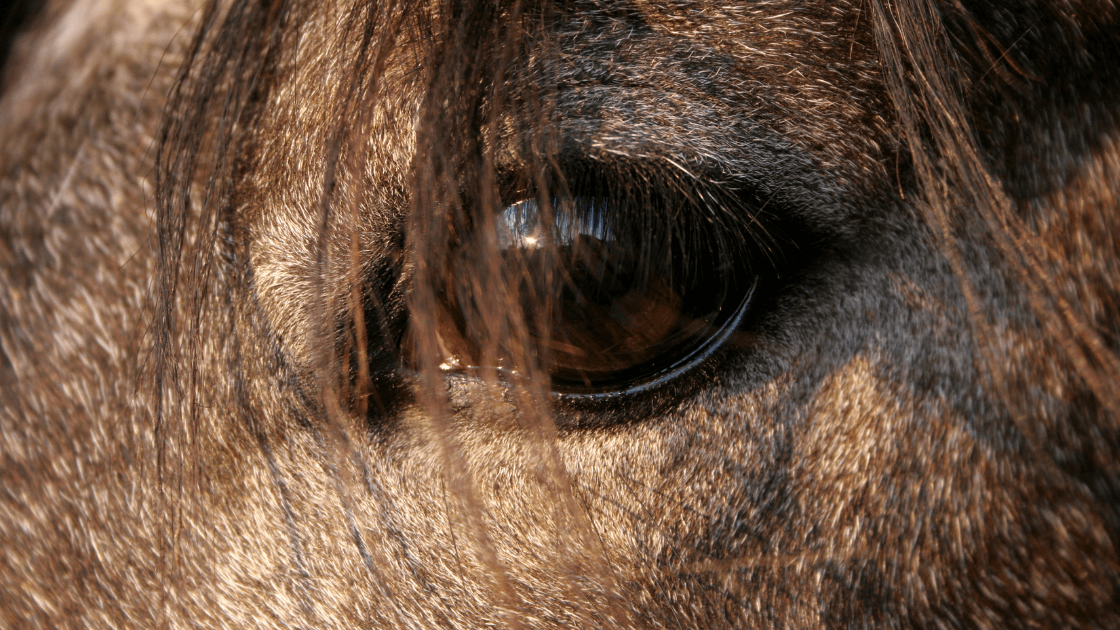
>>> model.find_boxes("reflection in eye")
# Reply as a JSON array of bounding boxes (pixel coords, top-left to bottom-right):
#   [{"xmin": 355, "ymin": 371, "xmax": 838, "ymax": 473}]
[
  {"xmin": 496, "ymin": 198, "xmax": 614, "ymax": 250},
  {"xmin": 432, "ymin": 196, "xmax": 755, "ymax": 396}
]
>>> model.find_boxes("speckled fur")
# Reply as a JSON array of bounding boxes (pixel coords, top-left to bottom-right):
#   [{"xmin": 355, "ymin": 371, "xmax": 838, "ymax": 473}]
[{"xmin": 1, "ymin": 0, "xmax": 1119, "ymax": 628}]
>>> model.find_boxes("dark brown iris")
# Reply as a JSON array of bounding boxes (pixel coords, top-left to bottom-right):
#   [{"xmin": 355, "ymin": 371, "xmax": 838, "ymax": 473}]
[{"xmin": 428, "ymin": 197, "xmax": 753, "ymax": 395}]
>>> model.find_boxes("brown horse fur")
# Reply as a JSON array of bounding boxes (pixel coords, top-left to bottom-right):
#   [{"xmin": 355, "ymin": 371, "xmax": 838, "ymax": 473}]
[{"xmin": 1, "ymin": 0, "xmax": 1119, "ymax": 627}]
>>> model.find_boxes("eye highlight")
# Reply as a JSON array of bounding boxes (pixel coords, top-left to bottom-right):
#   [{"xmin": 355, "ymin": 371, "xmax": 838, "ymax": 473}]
[
  {"xmin": 418, "ymin": 192, "xmax": 758, "ymax": 397},
  {"xmin": 496, "ymin": 197, "xmax": 615, "ymax": 249}
]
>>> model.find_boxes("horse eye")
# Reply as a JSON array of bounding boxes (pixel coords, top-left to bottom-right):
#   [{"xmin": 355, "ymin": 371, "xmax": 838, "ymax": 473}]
[{"xmin": 436, "ymin": 196, "xmax": 756, "ymax": 396}]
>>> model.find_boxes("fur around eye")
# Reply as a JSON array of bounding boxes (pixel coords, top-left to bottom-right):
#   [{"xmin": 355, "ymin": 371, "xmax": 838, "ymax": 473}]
[{"xmin": 3, "ymin": 0, "xmax": 1120, "ymax": 627}]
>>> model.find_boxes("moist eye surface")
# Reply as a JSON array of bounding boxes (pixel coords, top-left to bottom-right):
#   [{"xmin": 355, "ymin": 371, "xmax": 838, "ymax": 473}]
[{"xmin": 433, "ymin": 195, "xmax": 757, "ymax": 396}]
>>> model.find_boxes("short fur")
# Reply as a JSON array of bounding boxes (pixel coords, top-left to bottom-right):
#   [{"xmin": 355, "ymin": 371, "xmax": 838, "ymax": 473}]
[{"xmin": 1, "ymin": 0, "xmax": 1119, "ymax": 627}]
